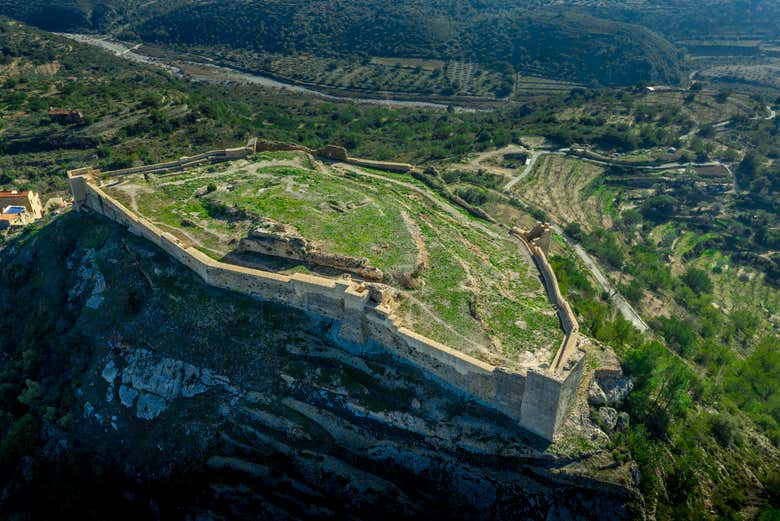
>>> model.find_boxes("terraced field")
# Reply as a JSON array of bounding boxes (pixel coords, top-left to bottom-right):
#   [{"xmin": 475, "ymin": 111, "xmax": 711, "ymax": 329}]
[
  {"xmin": 169, "ymin": 45, "xmax": 512, "ymax": 98},
  {"xmin": 684, "ymin": 249, "xmax": 780, "ymax": 343},
  {"xmin": 514, "ymin": 76, "xmax": 580, "ymax": 97},
  {"xmin": 105, "ymin": 152, "xmax": 562, "ymax": 369},
  {"xmin": 512, "ymin": 154, "xmax": 614, "ymax": 231}
]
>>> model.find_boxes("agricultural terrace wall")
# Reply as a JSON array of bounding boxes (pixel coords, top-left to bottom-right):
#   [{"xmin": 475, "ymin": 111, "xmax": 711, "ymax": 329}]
[{"xmin": 67, "ymin": 144, "xmax": 585, "ymax": 441}]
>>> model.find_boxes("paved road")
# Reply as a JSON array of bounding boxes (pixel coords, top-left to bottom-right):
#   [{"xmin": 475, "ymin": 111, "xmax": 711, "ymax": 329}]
[
  {"xmin": 550, "ymin": 225, "xmax": 649, "ymax": 332},
  {"xmin": 503, "ymin": 150, "xmax": 545, "ymax": 191}
]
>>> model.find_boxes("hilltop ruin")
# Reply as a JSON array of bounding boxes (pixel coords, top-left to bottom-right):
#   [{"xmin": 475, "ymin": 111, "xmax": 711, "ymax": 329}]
[{"xmin": 67, "ymin": 139, "xmax": 590, "ymax": 441}]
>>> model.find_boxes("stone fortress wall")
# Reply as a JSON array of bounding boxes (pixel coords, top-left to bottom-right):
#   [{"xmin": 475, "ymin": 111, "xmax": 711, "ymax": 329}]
[
  {"xmin": 67, "ymin": 139, "xmax": 585, "ymax": 441},
  {"xmin": 512, "ymin": 223, "xmax": 586, "ymax": 439},
  {"xmin": 248, "ymin": 137, "xmax": 415, "ymax": 173}
]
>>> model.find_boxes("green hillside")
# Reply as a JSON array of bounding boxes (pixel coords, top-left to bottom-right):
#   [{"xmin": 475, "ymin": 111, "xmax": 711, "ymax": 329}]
[{"xmin": 0, "ymin": 0, "xmax": 685, "ymax": 87}]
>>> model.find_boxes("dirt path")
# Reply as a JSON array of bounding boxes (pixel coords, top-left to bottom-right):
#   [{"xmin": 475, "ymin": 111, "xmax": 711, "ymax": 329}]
[
  {"xmin": 156, "ymin": 159, "xmax": 302, "ymax": 187},
  {"xmin": 457, "ymin": 145, "xmax": 656, "ymax": 332},
  {"xmin": 331, "ymin": 163, "xmax": 502, "ymax": 241},
  {"xmin": 402, "ymin": 293, "xmax": 486, "ymax": 351},
  {"xmin": 110, "ymin": 182, "xmax": 152, "ymax": 213},
  {"xmin": 156, "ymin": 221, "xmax": 226, "ymax": 259},
  {"xmin": 462, "ymin": 144, "xmax": 530, "ymax": 179},
  {"xmin": 399, "ymin": 209, "xmax": 429, "ymax": 270}
]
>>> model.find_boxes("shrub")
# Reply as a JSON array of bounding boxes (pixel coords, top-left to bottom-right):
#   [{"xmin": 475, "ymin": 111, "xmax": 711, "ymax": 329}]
[
  {"xmin": 681, "ymin": 268, "xmax": 713, "ymax": 294},
  {"xmin": 709, "ymin": 413, "xmax": 744, "ymax": 448}
]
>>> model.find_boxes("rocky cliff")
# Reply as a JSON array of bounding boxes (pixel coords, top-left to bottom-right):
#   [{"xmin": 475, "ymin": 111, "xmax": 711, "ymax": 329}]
[{"xmin": 0, "ymin": 212, "xmax": 642, "ymax": 519}]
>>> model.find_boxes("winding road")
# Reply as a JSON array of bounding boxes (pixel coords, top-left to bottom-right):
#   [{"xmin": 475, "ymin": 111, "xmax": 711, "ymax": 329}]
[
  {"xmin": 495, "ymin": 146, "xmax": 724, "ymax": 333},
  {"xmin": 503, "ymin": 150, "xmax": 545, "ymax": 191},
  {"xmin": 551, "ymin": 225, "xmax": 649, "ymax": 332},
  {"xmin": 59, "ymin": 33, "xmax": 476, "ymax": 112}
]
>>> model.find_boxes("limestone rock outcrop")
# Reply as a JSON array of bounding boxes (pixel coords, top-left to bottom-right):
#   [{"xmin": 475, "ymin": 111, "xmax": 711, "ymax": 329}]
[
  {"xmin": 100, "ymin": 348, "xmax": 234, "ymax": 421},
  {"xmin": 598, "ymin": 406, "xmax": 618, "ymax": 432}
]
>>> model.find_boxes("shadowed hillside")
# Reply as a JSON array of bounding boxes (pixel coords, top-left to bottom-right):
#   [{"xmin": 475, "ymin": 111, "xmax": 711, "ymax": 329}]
[{"xmin": 0, "ymin": 0, "xmax": 684, "ymax": 87}]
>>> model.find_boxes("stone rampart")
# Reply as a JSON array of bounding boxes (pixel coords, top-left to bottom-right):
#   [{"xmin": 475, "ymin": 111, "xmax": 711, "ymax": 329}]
[
  {"xmin": 99, "ymin": 147, "xmax": 252, "ymax": 178},
  {"xmin": 346, "ymin": 157, "xmax": 413, "ymax": 173},
  {"xmin": 67, "ymin": 149, "xmax": 586, "ymax": 441},
  {"xmin": 251, "ymin": 138, "xmax": 413, "ymax": 174},
  {"xmin": 515, "ymin": 225, "xmax": 585, "ymax": 438},
  {"xmin": 512, "ymin": 227, "xmax": 581, "ymax": 373}
]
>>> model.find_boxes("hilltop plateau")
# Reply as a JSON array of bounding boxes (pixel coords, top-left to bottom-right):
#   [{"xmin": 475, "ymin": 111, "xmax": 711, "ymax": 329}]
[
  {"xmin": 0, "ymin": 211, "xmax": 637, "ymax": 519},
  {"xmin": 103, "ymin": 151, "xmax": 562, "ymax": 368}
]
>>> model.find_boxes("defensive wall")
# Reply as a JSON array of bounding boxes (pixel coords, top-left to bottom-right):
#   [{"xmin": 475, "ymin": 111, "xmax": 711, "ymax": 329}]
[
  {"xmin": 512, "ymin": 223, "xmax": 586, "ymax": 439},
  {"xmin": 67, "ymin": 140, "xmax": 585, "ymax": 441},
  {"xmin": 249, "ymin": 138, "xmax": 414, "ymax": 173}
]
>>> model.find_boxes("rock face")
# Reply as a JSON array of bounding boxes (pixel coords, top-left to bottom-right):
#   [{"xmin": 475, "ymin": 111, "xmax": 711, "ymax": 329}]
[
  {"xmin": 598, "ymin": 407, "xmax": 618, "ymax": 432},
  {"xmin": 1, "ymin": 213, "xmax": 643, "ymax": 520},
  {"xmin": 600, "ymin": 375, "xmax": 634, "ymax": 404},
  {"xmin": 239, "ymin": 217, "xmax": 384, "ymax": 280},
  {"xmin": 589, "ymin": 380, "xmax": 609, "ymax": 406},
  {"xmin": 589, "ymin": 353, "xmax": 634, "ymax": 407},
  {"xmin": 616, "ymin": 411, "xmax": 630, "ymax": 432},
  {"xmin": 99, "ymin": 348, "xmax": 234, "ymax": 420},
  {"xmin": 589, "ymin": 377, "xmax": 633, "ymax": 406},
  {"xmin": 67, "ymin": 248, "xmax": 106, "ymax": 310}
]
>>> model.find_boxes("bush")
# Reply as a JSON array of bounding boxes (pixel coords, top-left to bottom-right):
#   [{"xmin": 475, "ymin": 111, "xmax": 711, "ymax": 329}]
[
  {"xmin": 656, "ymin": 316, "xmax": 696, "ymax": 355},
  {"xmin": 620, "ymin": 209, "xmax": 642, "ymax": 228},
  {"xmin": 621, "ymin": 279, "xmax": 643, "ymax": 306},
  {"xmin": 681, "ymin": 268, "xmax": 713, "ymax": 294},
  {"xmin": 564, "ymin": 222, "xmax": 585, "ymax": 242},
  {"xmin": 641, "ymin": 195, "xmax": 678, "ymax": 223},
  {"xmin": 709, "ymin": 413, "xmax": 744, "ymax": 448}
]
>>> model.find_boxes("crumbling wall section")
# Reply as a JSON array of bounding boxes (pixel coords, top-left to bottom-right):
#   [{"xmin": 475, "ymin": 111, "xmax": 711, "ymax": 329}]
[
  {"xmin": 98, "ymin": 147, "xmax": 252, "ymax": 178},
  {"xmin": 346, "ymin": 157, "xmax": 413, "ymax": 173},
  {"xmin": 239, "ymin": 222, "xmax": 384, "ymax": 281},
  {"xmin": 251, "ymin": 138, "xmax": 412, "ymax": 173}
]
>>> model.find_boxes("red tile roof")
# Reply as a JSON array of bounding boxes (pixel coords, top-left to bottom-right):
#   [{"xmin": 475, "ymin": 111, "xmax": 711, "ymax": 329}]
[{"xmin": 0, "ymin": 190, "xmax": 30, "ymax": 198}]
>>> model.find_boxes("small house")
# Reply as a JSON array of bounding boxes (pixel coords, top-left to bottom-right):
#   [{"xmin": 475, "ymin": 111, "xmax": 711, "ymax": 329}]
[{"xmin": 0, "ymin": 190, "xmax": 43, "ymax": 219}]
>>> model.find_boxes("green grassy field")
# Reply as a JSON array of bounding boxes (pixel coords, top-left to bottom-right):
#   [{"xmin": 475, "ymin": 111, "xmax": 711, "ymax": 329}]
[{"xmin": 105, "ymin": 152, "xmax": 562, "ymax": 368}]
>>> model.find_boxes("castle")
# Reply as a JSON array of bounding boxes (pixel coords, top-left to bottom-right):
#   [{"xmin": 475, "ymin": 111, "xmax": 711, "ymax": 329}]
[{"xmin": 67, "ymin": 139, "xmax": 587, "ymax": 441}]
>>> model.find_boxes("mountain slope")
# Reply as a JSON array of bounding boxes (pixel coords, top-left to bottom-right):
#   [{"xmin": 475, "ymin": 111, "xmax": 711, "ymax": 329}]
[{"xmin": 0, "ymin": 0, "xmax": 685, "ymax": 87}]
